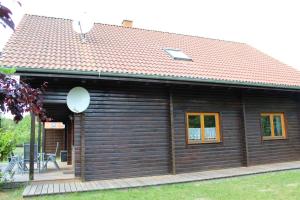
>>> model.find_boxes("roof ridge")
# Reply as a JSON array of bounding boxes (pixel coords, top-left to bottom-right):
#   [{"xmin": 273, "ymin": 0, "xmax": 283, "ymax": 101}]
[
  {"xmin": 23, "ymin": 13, "xmax": 246, "ymax": 45},
  {"xmin": 24, "ymin": 13, "xmax": 72, "ymax": 21}
]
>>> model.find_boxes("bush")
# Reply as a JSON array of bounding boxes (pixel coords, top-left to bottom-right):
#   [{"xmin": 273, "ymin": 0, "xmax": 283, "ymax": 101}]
[
  {"xmin": 0, "ymin": 129, "xmax": 16, "ymax": 161},
  {"xmin": 1, "ymin": 116, "xmax": 31, "ymax": 146}
]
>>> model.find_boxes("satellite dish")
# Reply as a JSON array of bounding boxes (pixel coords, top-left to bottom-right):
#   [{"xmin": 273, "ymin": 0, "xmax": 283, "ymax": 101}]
[
  {"xmin": 72, "ymin": 12, "xmax": 94, "ymax": 42},
  {"xmin": 67, "ymin": 87, "xmax": 90, "ymax": 113}
]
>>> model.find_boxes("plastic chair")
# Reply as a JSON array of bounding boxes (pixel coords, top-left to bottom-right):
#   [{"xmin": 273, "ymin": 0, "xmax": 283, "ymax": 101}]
[
  {"xmin": 44, "ymin": 142, "xmax": 60, "ymax": 170},
  {"xmin": 0, "ymin": 156, "xmax": 18, "ymax": 181},
  {"xmin": 23, "ymin": 143, "xmax": 38, "ymax": 171}
]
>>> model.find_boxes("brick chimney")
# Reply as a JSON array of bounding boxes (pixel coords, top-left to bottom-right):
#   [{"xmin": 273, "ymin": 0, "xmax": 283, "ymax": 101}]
[{"xmin": 122, "ymin": 20, "xmax": 133, "ymax": 28}]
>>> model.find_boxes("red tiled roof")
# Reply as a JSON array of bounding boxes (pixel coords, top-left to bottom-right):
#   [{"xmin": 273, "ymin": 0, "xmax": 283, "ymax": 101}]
[{"xmin": 1, "ymin": 14, "xmax": 300, "ymax": 89}]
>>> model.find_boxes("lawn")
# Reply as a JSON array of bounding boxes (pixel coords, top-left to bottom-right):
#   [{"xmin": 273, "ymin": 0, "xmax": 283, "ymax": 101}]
[{"xmin": 1, "ymin": 170, "xmax": 300, "ymax": 200}]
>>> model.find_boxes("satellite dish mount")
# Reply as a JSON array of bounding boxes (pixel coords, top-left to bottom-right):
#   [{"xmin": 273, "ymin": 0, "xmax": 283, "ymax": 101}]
[
  {"xmin": 72, "ymin": 12, "xmax": 94, "ymax": 43},
  {"xmin": 77, "ymin": 21, "xmax": 86, "ymax": 42}
]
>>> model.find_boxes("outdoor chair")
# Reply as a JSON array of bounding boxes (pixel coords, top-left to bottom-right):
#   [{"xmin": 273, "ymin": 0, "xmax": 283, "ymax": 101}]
[
  {"xmin": 0, "ymin": 156, "xmax": 20, "ymax": 181},
  {"xmin": 23, "ymin": 143, "xmax": 39, "ymax": 171},
  {"xmin": 13, "ymin": 155, "xmax": 25, "ymax": 174},
  {"xmin": 44, "ymin": 142, "xmax": 60, "ymax": 170}
]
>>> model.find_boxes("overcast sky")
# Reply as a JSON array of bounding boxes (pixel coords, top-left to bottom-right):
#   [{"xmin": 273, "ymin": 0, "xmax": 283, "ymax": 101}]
[{"xmin": 1, "ymin": 0, "xmax": 300, "ymax": 71}]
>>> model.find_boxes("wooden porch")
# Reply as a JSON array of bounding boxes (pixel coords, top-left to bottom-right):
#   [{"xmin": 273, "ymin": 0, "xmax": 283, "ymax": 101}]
[
  {"xmin": 23, "ymin": 160, "xmax": 300, "ymax": 197},
  {"xmin": 13, "ymin": 161, "xmax": 75, "ymax": 183},
  {"xmin": 23, "ymin": 103, "xmax": 75, "ymax": 182}
]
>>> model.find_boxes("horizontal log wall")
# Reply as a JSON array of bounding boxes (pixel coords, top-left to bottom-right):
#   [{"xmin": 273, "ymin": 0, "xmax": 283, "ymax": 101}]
[
  {"xmin": 244, "ymin": 91, "xmax": 300, "ymax": 165},
  {"xmin": 83, "ymin": 84, "xmax": 170, "ymax": 180},
  {"xmin": 172, "ymin": 87, "xmax": 244, "ymax": 173},
  {"xmin": 44, "ymin": 129, "xmax": 65, "ymax": 153},
  {"xmin": 39, "ymin": 79, "xmax": 171, "ymax": 180},
  {"xmin": 25, "ymin": 76, "xmax": 300, "ymax": 180}
]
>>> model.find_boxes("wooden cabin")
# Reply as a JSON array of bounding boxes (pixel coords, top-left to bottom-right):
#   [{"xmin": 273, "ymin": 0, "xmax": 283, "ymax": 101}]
[{"xmin": 1, "ymin": 15, "xmax": 300, "ymax": 181}]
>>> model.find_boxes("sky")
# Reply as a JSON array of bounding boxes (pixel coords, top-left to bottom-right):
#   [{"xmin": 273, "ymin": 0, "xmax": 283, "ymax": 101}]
[{"xmin": 1, "ymin": 0, "xmax": 300, "ymax": 72}]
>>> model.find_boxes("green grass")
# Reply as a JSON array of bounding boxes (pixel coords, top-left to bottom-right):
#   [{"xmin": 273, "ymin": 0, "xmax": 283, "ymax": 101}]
[{"xmin": 1, "ymin": 170, "xmax": 300, "ymax": 200}]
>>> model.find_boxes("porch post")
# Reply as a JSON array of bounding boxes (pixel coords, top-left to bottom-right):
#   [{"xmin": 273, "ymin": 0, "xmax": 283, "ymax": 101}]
[
  {"xmin": 29, "ymin": 112, "xmax": 36, "ymax": 181},
  {"xmin": 42, "ymin": 122, "xmax": 46, "ymax": 153},
  {"xmin": 80, "ymin": 113, "xmax": 86, "ymax": 181},
  {"xmin": 169, "ymin": 89, "xmax": 176, "ymax": 174},
  {"xmin": 37, "ymin": 120, "xmax": 42, "ymax": 153}
]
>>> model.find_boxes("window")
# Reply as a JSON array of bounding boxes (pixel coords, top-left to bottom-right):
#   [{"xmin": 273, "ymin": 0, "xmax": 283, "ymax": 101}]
[
  {"xmin": 186, "ymin": 113, "xmax": 221, "ymax": 144},
  {"xmin": 261, "ymin": 113, "xmax": 286, "ymax": 140},
  {"xmin": 164, "ymin": 48, "xmax": 192, "ymax": 61}
]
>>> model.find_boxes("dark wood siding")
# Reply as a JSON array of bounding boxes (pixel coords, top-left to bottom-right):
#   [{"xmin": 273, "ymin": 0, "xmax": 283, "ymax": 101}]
[
  {"xmin": 243, "ymin": 91, "xmax": 300, "ymax": 165},
  {"xmin": 25, "ymin": 76, "xmax": 300, "ymax": 180},
  {"xmin": 172, "ymin": 87, "xmax": 244, "ymax": 173},
  {"xmin": 74, "ymin": 114, "xmax": 83, "ymax": 177},
  {"xmin": 44, "ymin": 129, "xmax": 65, "ymax": 153},
  {"xmin": 83, "ymin": 85, "xmax": 170, "ymax": 180},
  {"xmin": 28, "ymin": 79, "xmax": 171, "ymax": 180}
]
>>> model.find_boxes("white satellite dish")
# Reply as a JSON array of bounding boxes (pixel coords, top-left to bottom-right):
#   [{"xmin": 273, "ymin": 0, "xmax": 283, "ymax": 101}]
[
  {"xmin": 67, "ymin": 87, "xmax": 90, "ymax": 113},
  {"xmin": 72, "ymin": 12, "xmax": 94, "ymax": 42}
]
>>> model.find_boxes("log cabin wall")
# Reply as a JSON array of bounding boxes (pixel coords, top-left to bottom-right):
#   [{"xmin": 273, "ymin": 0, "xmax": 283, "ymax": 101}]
[
  {"xmin": 83, "ymin": 84, "xmax": 170, "ymax": 180},
  {"xmin": 24, "ymin": 76, "xmax": 300, "ymax": 181},
  {"xmin": 29, "ymin": 78, "xmax": 171, "ymax": 180},
  {"xmin": 243, "ymin": 91, "xmax": 300, "ymax": 165},
  {"xmin": 172, "ymin": 87, "xmax": 245, "ymax": 173},
  {"xmin": 44, "ymin": 129, "xmax": 65, "ymax": 153}
]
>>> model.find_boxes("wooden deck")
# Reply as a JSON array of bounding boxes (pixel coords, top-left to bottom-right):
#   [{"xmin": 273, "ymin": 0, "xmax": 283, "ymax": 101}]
[
  {"xmin": 23, "ymin": 160, "xmax": 300, "ymax": 197},
  {"xmin": 13, "ymin": 161, "xmax": 75, "ymax": 183}
]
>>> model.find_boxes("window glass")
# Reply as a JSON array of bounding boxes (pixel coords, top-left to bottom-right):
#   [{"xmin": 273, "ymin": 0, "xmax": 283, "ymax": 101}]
[
  {"xmin": 165, "ymin": 49, "xmax": 192, "ymax": 61},
  {"xmin": 187, "ymin": 113, "xmax": 221, "ymax": 144},
  {"xmin": 261, "ymin": 113, "xmax": 286, "ymax": 140},
  {"xmin": 188, "ymin": 115, "xmax": 201, "ymax": 142},
  {"xmin": 273, "ymin": 115, "xmax": 283, "ymax": 136},
  {"xmin": 261, "ymin": 116, "xmax": 271, "ymax": 137},
  {"xmin": 204, "ymin": 115, "xmax": 217, "ymax": 140}
]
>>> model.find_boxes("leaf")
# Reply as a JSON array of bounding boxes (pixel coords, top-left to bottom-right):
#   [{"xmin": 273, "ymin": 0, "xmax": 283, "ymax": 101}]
[
  {"xmin": 0, "ymin": 2, "xmax": 15, "ymax": 30},
  {"xmin": 0, "ymin": 72, "xmax": 49, "ymax": 123},
  {"xmin": 0, "ymin": 67, "xmax": 16, "ymax": 75}
]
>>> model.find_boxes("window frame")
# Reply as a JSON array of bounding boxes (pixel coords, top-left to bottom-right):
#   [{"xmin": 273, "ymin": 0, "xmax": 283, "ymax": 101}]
[
  {"xmin": 260, "ymin": 112, "xmax": 287, "ymax": 140},
  {"xmin": 186, "ymin": 112, "xmax": 221, "ymax": 144},
  {"xmin": 164, "ymin": 48, "xmax": 193, "ymax": 61}
]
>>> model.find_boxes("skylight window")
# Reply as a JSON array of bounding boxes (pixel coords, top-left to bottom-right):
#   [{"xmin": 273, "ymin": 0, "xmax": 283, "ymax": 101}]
[{"xmin": 164, "ymin": 48, "xmax": 192, "ymax": 61}]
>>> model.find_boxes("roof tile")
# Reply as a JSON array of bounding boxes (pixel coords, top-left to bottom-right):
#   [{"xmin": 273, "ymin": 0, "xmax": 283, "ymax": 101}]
[{"xmin": 1, "ymin": 14, "xmax": 300, "ymax": 88}]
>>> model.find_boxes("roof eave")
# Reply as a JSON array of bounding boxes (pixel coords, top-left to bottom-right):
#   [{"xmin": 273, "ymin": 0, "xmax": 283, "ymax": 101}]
[{"xmin": 12, "ymin": 66, "xmax": 300, "ymax": 91}]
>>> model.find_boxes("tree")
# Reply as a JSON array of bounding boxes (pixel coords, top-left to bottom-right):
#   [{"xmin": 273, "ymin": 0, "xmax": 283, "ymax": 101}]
[
  {"xmin": 0, "ymin": 0, "xmax": 21, "ymax": 30},
  {"xmin": 1, "ymin": 116, "xmax": 32, "ymax": 145},
  {"xmin": 0, "ymin": 116, "xmax": 33, "ymax": 161},
  {"xmin": 0, "ymin": 69, "xmax": 49, "ymax": 123},
  {"xmin": 0, "ymin": 129, "xmax": 15, "ymax": 160}
]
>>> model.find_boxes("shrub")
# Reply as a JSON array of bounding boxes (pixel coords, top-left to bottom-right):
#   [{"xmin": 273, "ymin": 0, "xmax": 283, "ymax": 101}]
[
  {"xmin": 0, "ymin": 129, "xmax": 16, "ymax": 161},
  {"xmin": 1, "ymin": 116, "xmax": 31, "ymax": 146}
]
